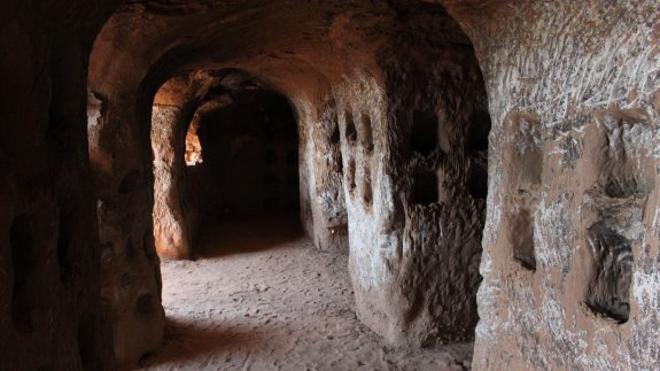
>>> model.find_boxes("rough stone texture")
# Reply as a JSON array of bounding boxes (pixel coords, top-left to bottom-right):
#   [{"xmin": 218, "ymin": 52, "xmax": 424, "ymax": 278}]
[
  {"xmin": 6, "ymin": 0, "xmax": 487, "ymax": 366},
  {"xmin": 341, "ymin": 8, "xmax": 489, "ymax": 344},
  {"xmin": 88, "ymin": 3, "xmax": 490, "ymax": 362},
  {"xmin": 152, "ymin": 105, "xmax": 192, "ymax": 259},
  {"xmin": 334, "ymin": 65, "xmax": 487, "ymax": 346},
  {"xmin": 0, "ymin": 0, "xmax": 121, "ymax": 370},
  {"xmin": 88, "ymin": 90, "xmax": 165, "ymax": 366},
  {"xmin": 298, "ymin": 97, "xmax": 350, "ymax": 252},
  {"xmin": 294, "ymin": 3, "xmax": 489, "ymax": 346},
  {"xmin": 150, "ymin": 71, "xmax": 218, "ymax": 260},
  {"xmin": 3, "ymin": 0, "xmax": 658, "ymax": 370},
  {"xmin": 439, "ymin": 0, "xmax": 660, "ymax": 369}
]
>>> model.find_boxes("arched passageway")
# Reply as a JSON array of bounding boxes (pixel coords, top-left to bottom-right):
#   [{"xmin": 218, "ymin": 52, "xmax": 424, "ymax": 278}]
[
  {"xmin": 1, "ymin": 1, "xmax": 658, "ymax": 371},
  {"xmin": 150, "ymin": 71, "xmax": 302, "ymax": 260},
  {"xmin": 86, "ymin": 1, "xmax": 490, "ymax": 367}
]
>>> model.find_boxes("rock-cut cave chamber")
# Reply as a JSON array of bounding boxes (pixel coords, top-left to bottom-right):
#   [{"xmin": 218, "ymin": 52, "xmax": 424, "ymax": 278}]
[{"xmin": 1, "ymin": 1, "xmax": 658, "ymax": 370}]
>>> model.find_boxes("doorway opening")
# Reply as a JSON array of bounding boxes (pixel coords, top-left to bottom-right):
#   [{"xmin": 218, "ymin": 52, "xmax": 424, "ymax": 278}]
[
  {"xmin": 188, "ymin": 87, "xmax": 302, "ymax": 256},
  {"xmin": 151, "ymin": 73, "xmax": 302, "ymax": 260}
]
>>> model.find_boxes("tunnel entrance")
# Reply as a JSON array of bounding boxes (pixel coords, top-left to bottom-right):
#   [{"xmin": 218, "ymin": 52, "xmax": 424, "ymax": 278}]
[
  {"xmin": 184, "ymin": 87, "xmax": 303, "ymax": 258},
  {"xmin": 151, "ymin": 74, "xmax": 301, "ymax": 260},
  {"xmin": 191, "ymin": 89, "xmax": 299, "ymax": 223}
]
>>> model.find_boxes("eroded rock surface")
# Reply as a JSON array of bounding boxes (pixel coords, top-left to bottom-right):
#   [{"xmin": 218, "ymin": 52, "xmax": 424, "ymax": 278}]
[
  {"xmin": 88, "ymin": 2, "xmax": 490, "ymax": 363},
  {"xmin": 440, "ymin": 0, "xmax": 660, "ymax": 369},
  {"xmin": 1, "ymin": 0, "xmax": 658, "ymax": 370},
  {"xmin": 0, "ymin": 1, "xmax": 118, "ymax": 370}
]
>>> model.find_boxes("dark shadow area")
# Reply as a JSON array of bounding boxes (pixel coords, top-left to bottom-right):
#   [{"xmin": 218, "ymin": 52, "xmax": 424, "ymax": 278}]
[
  {"xmin": 131, "ymin": 317, "xmax": 268, "ymax": 369},
  {"xmin": 511, "ymin": 208, "xmax": 537, "ymax": 271},
  {"xmin": 585, "ymin": 222, "xmax": 632, "ymax": 323},
  {"xmin": 412, "ymin": 170, "xmax": 439, "ymax": 205},
  {"xmin": 10, "ymin": 215, "xmax": 37, "ymax": 334},
  {"xmin": 411, "ymin": 109, "xmax": 438, "ymax": 156},
  {"xmin": 187, "ymin": 88, "xmax": 299, "ymax": 219},
  {"xmin": 196, "ymin": 214, "xmax": 304, "ymax": 258},
  {"xmin": 181, "ymin": 84, "xmax": 302, "ymax": 257}
]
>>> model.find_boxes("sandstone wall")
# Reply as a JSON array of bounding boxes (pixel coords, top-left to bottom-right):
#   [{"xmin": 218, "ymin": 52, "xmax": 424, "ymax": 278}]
[
  {"xmin": 0, "ymin": 1, "xmax": 118, "ymax": 370},
  {"xmin": 88, "ymin": 90, "xmax": 165, "ymax": 366},
  {"xmin": 298, "ymin": 98, "xmax": 350, "ymax": 252},
  {"xmin": 5, "ymin": 1, "xmax": 655, "ymax": 370},
  {"xmin": 88, "ymin": 25, "xmax": 166, "ymax": 364},
  {"xmin": 440, "ymin": 0, "xmax": 660, "ymax": 368},
  {"xmin": 150, "ymin": 71, "xmax": 219, "ymax": 260},
  {"xmin": 152, "ymin": 105, "xmax": 193, "ymax": 259},
  {"xmin": 335, "ymin": 26, "xmax": 489, "ymax": 344}
]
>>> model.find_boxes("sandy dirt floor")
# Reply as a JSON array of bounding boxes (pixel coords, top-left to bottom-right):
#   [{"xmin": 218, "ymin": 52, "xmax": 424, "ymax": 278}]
[{"xmin": 136, "ymin": 216, "xmax": 473, "ymax": 370}]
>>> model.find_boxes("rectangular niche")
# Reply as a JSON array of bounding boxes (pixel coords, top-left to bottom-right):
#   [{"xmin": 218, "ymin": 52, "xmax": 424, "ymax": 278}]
[
  {"xmin": 585, "ymin": 222, "xmax": 633, "ymax": 323},
  {"xmin": 344, "ymin": 110, "xmax": 357, "ymax": 144},
  {"xmin": 412, "ymin": 170, "xmax": 438, "ymax": 205},
  {"xmin": 467, "ymin": 159, "xmax": 488, "ymax": 200},
  {"xmin": 502, "ymin": 112, "xmax": 542, "ymax": 272},
  {"xmin": 359, "ymin": 114, "xmax": 373, "ymax": 153},
  {"xmin": 347, "ymin": 158, "xmax": 356, "ymax": 194},
  {"xmin": 334, "ymin": 151, "xmax": 344, "ymax": 175},
  {"xmin": 466, "ymin": 108, "xmax": 491, "ymax": 152},
  {"xmin": 331, "ymin": 122, "xmax": 341, "ymax": 144},
  {"xmin": 411, "ymin": 110, "xmax": 438, "ymax": 156},
  {"xmin": 362, "ymin": 166, "xmax": 373, "ymax": 207},
  {"xmin": 330, "ymin": 121, "xmax": 343, "ymax": 175},
  {"xmin": 510, "ymin": 207, "xmax": 536, "ymax": 271},
  {"xmin": 603, "ymin": 171, "xmax": 650, "ymax": 199}
]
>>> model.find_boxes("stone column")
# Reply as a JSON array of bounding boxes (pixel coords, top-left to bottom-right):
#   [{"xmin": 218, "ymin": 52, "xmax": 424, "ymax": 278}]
[
  {"xmin": 87, "ymin": 91, "xmax": 164, "ymax": 366},
  {"xmin": 151, "ymin": 104, "xmax": 192, "ymax": 259},
  {"xmin": 298, "ymin": 98, "xmax": 349, "ymax": 252}
]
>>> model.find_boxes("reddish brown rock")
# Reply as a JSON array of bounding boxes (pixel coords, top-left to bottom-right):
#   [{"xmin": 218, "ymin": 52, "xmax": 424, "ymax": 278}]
[{"xmin": 0, "ymin": 1, "xmax": 657, "ymax": 370}]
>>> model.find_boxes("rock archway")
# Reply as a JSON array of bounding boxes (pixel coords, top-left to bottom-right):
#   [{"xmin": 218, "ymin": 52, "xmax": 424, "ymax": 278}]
[
  {"xmin": 151, "ymin": 70, "xmax": 302, "ymax": 259},
  {"xmin": 86, "ymin": 0, "xmax": 489, "ymax": 365}
]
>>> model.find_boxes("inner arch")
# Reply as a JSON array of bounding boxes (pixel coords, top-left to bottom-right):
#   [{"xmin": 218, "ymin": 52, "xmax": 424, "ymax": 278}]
[{"xmin": 85, "ymin": 1, "xmax": 491, "ymax": 368}]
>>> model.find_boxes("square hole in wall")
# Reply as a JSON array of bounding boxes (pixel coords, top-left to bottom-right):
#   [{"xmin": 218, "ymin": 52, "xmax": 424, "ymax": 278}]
[
  {"xmin": 510, "ymin": 208, "xmax": 536, "ymax": 271},
  {"xmin": 467, "ymin": 162, "xmax": 488, "ymax": 200},
  {"xmin": 363, "ymin": 166, "xmax": 373, "ymax": 207},
  {"xmin": 347, "ymin": 158, "xmax": 356, "ymax": 194},
  {"xmin": 412, "ymin": 170, "xmax": 438, "ymax": 205},
  {"xmin": 331, "ymin": 122, "xmax": 340, "ymax": 144},
  {"xmin": 334, "ymin": 151, "xmax": 344, "ymax": 175},
  {"xmin": 360, "ymin": 114, "xmax": 373, "ymax": 153},
  {"xmin": 411, "ymin": 110, "xmax": 438, "ymax": 156},
  {"xmin": 585, "ymin": 222, "xmax": 632, "ymax": 323},
  {"xmin": 466, "ymin": 108, "xmax": 491, "ymax": 152},
  {"xmin": 345, "ymin": 111, "xmax": 357, "ymax": 144}
]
